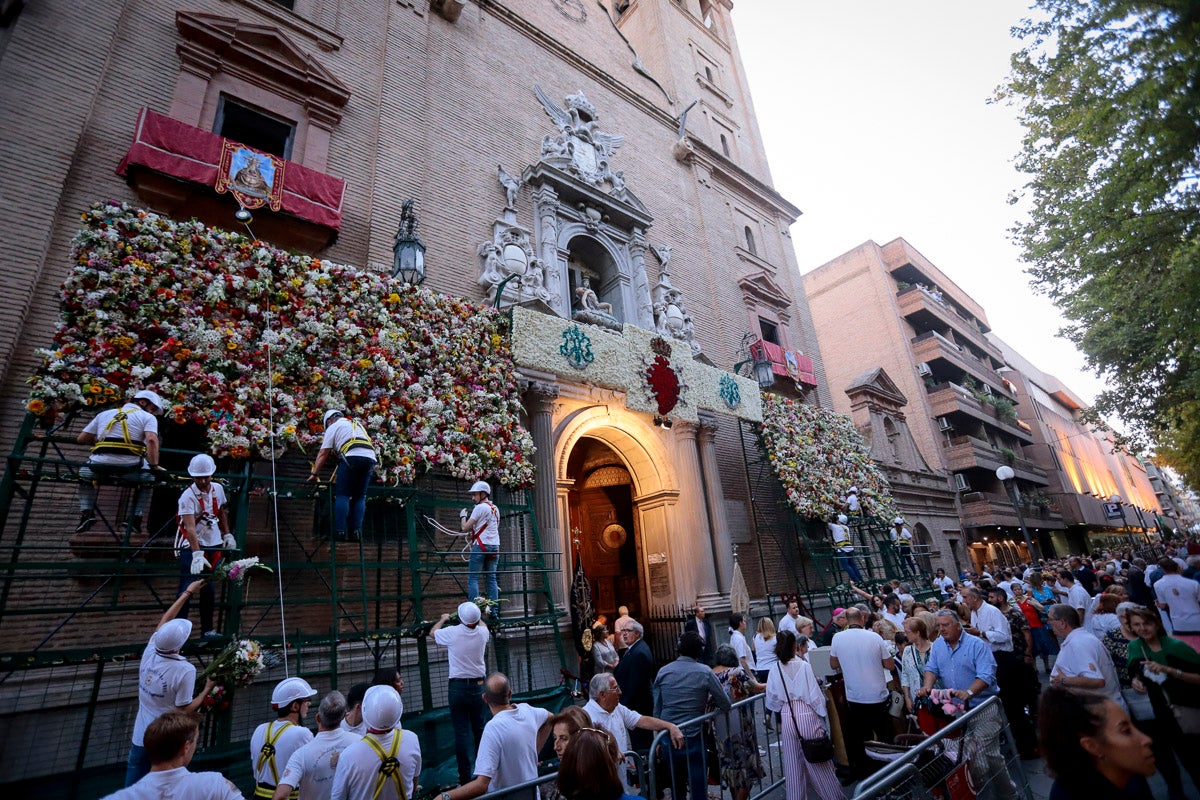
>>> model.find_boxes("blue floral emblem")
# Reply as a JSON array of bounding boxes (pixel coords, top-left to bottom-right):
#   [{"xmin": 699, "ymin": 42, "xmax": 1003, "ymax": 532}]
[
  {"xmin": 559, "ymin": 325, "xmax": 594, "ymax": 370},
  {"xmin": 718, "ymin": 373, "xmax": 741, "ymax": 410}
]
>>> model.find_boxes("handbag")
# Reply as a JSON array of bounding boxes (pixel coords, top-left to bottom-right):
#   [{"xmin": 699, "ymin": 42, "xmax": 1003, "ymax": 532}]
[
  {"xmin": 888, "ymin": 689, "xmax": 905, "ymax": 718},
  {"xmin": 778, "ymin": 663, "xmax": 835, "ymax": 763}
]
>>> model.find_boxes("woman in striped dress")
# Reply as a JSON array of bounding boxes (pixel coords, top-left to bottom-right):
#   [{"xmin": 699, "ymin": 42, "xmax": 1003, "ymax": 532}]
[{"xmin": 765, "ymin": 631, "xmax": 845, "ymax": 800}]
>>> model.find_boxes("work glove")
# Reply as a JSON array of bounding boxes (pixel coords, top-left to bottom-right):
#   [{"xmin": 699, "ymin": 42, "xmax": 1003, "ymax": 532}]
[
  {"xmin": 460, "ymin": 508, "xmax": 469, "ymax": 519},
  {"xmin": 190, "ymin": 550, "xmax": 210, "ymax": 575},
  {"xmin": 222, "ymin": 533, "xmax": 237, "ymax": 549}
]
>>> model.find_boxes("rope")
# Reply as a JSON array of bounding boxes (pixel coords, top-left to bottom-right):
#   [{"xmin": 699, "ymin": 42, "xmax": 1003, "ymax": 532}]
[{"xmin": 424, "ymin": 515, "xmax": 473, "ymax": 561}]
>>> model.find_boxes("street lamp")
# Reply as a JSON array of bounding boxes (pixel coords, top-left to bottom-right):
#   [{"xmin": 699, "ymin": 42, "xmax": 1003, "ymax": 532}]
[
  {"xmin": 491, "ymin": 245, "xmax": 528, "ymax": 308},
  {"xmin": 392, "ymin": 200, "xmax": 426, "ymax": 286},
  {"xmin": 732, "ymin": 333, "xmax": 776, "ymax": 389},
  {"xmin": 996, "ymin": 465, "xmax": 1040, "ymax": 563},
  {"xmin": 1110, "ymin": 493, "xmax": 1134, "ymax": 549}
]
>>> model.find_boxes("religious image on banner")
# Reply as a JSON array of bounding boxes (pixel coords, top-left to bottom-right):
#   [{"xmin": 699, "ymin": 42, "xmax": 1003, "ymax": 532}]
[
  {"xmin": 569, "ymin": 537, "xmax": 595, "ymax": 679},
  {"xmin": 215, "ymin": 141, "xmax": 285, "ymax": 211},
  {"xmin": 783, "ymin": 349, "xmax": 802, "ymax": 384}
]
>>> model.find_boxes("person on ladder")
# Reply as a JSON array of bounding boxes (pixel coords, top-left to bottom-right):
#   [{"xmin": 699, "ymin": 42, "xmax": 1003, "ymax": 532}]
[
  {"xmin": 829, "ymin": 514, "xmax": 863, "ymax": 583},
  {"xmin": 309, "ymin": 408, "xmax": 377, "ymax": 542},
  {"xmin": 890, "ymin": 517, "xmax": 918, "ymax": 573},
  {"xmin": 176, "ymin": 453, "xmax": 236, "ymax": 639},
  {"xmin": 252, "ymin": 678, "xmax": 318, "ymax": 800},
  {"xmin": 460, "ymin": 481, "xmax": 500, "ymax": 604},
  {"xmin": 331, "ymin": 685, "xmax": 422, "ymax": 800},
  {"xmin": 75, "ymin": 388, "xmax": 168, "ymax": 535}
]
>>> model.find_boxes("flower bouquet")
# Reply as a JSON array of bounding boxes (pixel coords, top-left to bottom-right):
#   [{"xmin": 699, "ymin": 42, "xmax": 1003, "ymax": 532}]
[
  {"xmin": 199, "ymin": 638, "xmax": 276, "ymax": 687},
  {"xmin": 206, "ymin": 556, "xmax": 272, "ymax": 585},
  {"xmin": 200, "ymin": 683, "xmax": 230, "ymax": 714}
]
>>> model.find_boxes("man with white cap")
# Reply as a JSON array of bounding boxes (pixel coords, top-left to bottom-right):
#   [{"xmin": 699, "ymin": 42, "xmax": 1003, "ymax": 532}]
[
  {"xmin": 828, "ymin": 513, "xmax": 863, "ymax": 582},
  {"xmin": 107, "ymin": 711, "xmax": 241, "ymax": 800},
  {"xmin": 251, "ymin": 677, "xmax": 318, "ymax": 799},
  {"xmin": 75, "ymin": 388, "xmax": 167, "ymax": 535},
  {"xmin": 274, "ymin": 691, "xmax": 360, "ymax": 800},
  {"xmin": 460, "ymin": 481, "xmax": 500, "ymax": 603},
  {"xmin": 890, "ymin": 516, "xmax": 918, "ymax": 573},
  {"xmin": 331, "ymin": 685, "xmax": 421, "ymax": 800},
  {"xmin": 309, "ymin": 409, "xmax": 376, "ymax": 542},
  {"xmin": 844, "ymin": 486, "xmax": 861, "ymax": 515},
  {"xmin": 125, "ymin": 579, "xmax": 217, "ymax": 787},
  {"xmin": 175, "ymin": 452, "xmax": 235, "ymax": 638},
  {"xmin": 431, "ymin": 601, "xmax": 491, "ymax": 787}
]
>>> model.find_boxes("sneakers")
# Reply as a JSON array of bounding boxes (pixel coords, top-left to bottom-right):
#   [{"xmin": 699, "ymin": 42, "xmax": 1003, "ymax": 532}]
[
  {"xmin": 334, "ymin": 531, "xmax": 347, "ymax": 542},
  {"xmin": 75, "ymin": 510, "xmax": 96, "ymax": 533},
  {"xmin": 201, "ymin": 630, "xmax": 223, "ymax": 640},
  {"xmin": 349, "ymin": 530, "xmax": 361, "ymax": 542}
]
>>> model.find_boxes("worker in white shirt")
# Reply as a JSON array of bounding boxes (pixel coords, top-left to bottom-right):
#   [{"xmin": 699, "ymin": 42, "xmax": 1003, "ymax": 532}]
[
  {"xmin": 331, "ymin": 686, "xmax": 421, "ymax": 800},
  {"xmin": 274, "ymin": 692, "xmax": 360, "ymax": 800},
  {"xmin": 340, "ymin": 683, "xmax": 370, "ymax": 736},
  {"xmin": 251, "ymin": 678, "xmax": 318, "ymax": 799},
  {"xmin": 889, "ymin": 517, "xmax": 918, "ymax": 573}
]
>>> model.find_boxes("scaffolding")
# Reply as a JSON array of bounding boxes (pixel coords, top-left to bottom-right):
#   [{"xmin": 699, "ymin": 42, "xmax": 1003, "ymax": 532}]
[
  {"xmin": 737, "ymin": 418, "xmax": 934, "ymax": 622},
  {"xmin": 0, "ymin": 412, "xmax": 568, "ymax": 798}
]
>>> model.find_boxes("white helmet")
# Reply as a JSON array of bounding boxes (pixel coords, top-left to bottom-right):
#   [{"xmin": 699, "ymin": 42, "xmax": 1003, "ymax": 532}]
[
  {"xmin": 323, "ymin": 409, "xmax": 344, "ymax": 426},
  {"xmin": 271, "ymin": 677, "xmax": 318, "ymax": 709},
  {"xmin": 469, "ymin": 480, "xmax": 491, "ymax": 496},
  {"xmin": 837, "ymin": 514, "xmax": 848, "ymax": 525},
  {"xmin": 188, "ymin": 453, "xmax": 216, "ymax": 477},
  {"xmin": 894, "ymin": 517, "xmax": 905, "ymax": 525},
  {"xmin": 362, "ymin": 685, "xmax": 404, "ymax": 730},
  {"xmin": 458, "ymin": 601, "xmax": 482, "ymax": 625},
  {"xmin": 134, "ymin": 389, "xmax": 165, "ymax": 414},
  {"xmin": 847, "ymin": 486, "xmax": 858, "ymax": 495},
  {"xmin": 152, "ymin": 618, "xmax": 192, "ymax": 652}
]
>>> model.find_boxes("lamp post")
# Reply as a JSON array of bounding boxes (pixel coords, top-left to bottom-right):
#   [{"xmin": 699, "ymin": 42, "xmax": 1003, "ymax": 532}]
[
  {"xmin": 732, "ymin": 333, "xmax": 776, "ymax": 390},
  {"xmin": 392, "ymin": 200, "xmax": 426, "ymax": 286},
  {"xmin": 996, "ymin": 465, "xmax": 1040, "ymax": 563},
  {"xmin": 1110, "ymin": 494, "xmax": 1134, "ymax": 549},
  {"xmin": 491, "ymin": 245, "xmax": 528, "ymax": 308}
]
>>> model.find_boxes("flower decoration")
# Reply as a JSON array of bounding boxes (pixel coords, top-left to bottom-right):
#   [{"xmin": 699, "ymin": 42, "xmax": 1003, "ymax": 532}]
[
  {"xmin": 199, "ymin": 638, "xmax": 272, "ymax": 687},
  {"xmin": 26, "ymin": 202, "xmax": 536, "ymax": 487},
  {"xmin": 718, "ymin": 374, "xmax": 741, "ymax": 410},
  {"xmin": 206, "ymin": 556, "xmax": 272, "ymax": 585},
  {"xmin": 559, "ymin": 324, "xmax": 594, "ymax": 370},
  {"xmin": 759, "ymin": 393, "xmax": 898, "ymax": 522},
  {"xmin": 643, "ymin": 337, "xmax": 686, "ymax": 416}
]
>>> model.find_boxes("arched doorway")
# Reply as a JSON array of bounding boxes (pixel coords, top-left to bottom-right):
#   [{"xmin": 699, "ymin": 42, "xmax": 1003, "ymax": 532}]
[{"xmin": 566, "ymin": 436, "xmax": 643, "ymax": 620}]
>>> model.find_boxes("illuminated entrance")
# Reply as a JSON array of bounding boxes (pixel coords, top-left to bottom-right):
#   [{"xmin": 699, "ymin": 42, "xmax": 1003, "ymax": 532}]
[{"xmin": 566, "ymin": 437, "xmax": 644, "ymax": 620}]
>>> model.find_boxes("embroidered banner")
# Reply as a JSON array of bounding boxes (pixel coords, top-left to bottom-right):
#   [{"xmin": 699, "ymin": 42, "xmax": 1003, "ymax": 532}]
[{"xmin": 215, "ymin": 141, "xmax": 285, "ymax": 211}]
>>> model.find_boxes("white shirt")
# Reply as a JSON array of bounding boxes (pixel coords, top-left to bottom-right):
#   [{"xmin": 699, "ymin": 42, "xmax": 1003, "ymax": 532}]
[
  {"xmin": 845, "ymin": 493, "xmax": 860, "ymax": 513},
  {"xmin": 103, "ymin": 767, "xmax": 242, "ymax": 800},
  {"xmin": 583, "ymin": 699, "xmax": 641, "ymax": 792},
  {"xmin": 890, "ymin": 526, "xmax": 912, "ymax": 545},
  {"xmin": 593, "ymin": 638, "xmax": 619, "ymax": 671},
  {"xmin": 828, "ymin": 522, "xmax": 852, "ymax": 552},
  {"xmin": 340, "ymin": 718, "xmax": 367, "ymax": 736},
  {"xmin": 778, "ymin": 614, "xmax": 799, "ymax": 636},
  {"xmin": 465, "ymin": 500, "xmax": 500, "ymax": 547},
  {"xmin": 251, "ymin": 721, "xmax": 315, "ymax": 787},
  {"xmin": 320, "ymin": 418, "xmax": 377, "ymax": 462},
  {"xmin": 281, "ymin": 729, "xmax": 362, "ymax": 800},
  {"xmin": 474, "ymin": 703, "xmax": 550, "ymax": 791},
  {"xmin": 1065, "ymin": 583, "xmax": 1091, "ymax": 615},
  {"xmin": 829, "ymin": 627, "xmax": 891, "ymax": 704},
  {"xmin": 730, "ymin": 630, "xmax": 754, "ymax": 670},
  {"xmin": 764, "ymin": 658, "xmax": 827, "ymax": 717},
  {"xmin": 883, "ymin": 610, "xmax": 907, "ymax": 629},
  {"xmin": 1051, "ymin": 628, "xmax": 1125, "ymax": 709},
  {"xmin": 177, "ymin": 482, "xmax": 228, "ymax": 549},
  {"xmin": 84, "ymin": 403, "xmax": 158, "ymax": 466},
  {"xmin": 133, "ymin": 636, "xmax": 197, "ymax": 746},
  {"xmin": 432, "ymin": 622, "xmax": 490, "ymax": 679},
  {"xmin": 933, "ymin": 576, "xmax": 954, "ymax": 598},
  {"xmin": 754, "ymin": 633, "xmax": 779, "ymax": 673},
  {"xmin": 331, "ymin": 728, "xmax": 421, "ymax": 800},
  {"xmin": 970, "ymin": 602, "xmax": 1013, "ymax": 652},
  {"xmin": 1155, "ymin": 574, "xmax": 1200, "ymax": 633}
]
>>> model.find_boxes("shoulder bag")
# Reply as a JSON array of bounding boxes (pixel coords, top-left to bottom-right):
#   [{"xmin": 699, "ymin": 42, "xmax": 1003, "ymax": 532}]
[{"xmin": 777, "ymin": 662, "xmax": 835, "ymax": 763}]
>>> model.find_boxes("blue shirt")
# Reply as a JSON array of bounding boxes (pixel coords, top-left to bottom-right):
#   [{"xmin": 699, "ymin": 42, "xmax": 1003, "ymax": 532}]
[
  {"xmin": 924, "ymin": 631, "xmax": 998, "ymax": 708},
  {"xmin": 652, "ymin": 656, "xmax": 730, "ymax": 729}
]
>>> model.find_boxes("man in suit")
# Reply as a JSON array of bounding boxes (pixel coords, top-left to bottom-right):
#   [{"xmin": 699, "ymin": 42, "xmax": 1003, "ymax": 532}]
[
  {"xmin": 613, "ymin": 618, "xmax": 656, "ymax": 749},
  {"xmin": 682, "ymin": 602, "xmax": 715, "ymax": 666}
]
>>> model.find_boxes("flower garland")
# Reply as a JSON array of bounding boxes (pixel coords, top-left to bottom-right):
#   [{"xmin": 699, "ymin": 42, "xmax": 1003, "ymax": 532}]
[
  {"xmin": 760, "ymin": 393, "xmax": 898, "ymax": 522},
  {"xmin": 26, "ymin": 202, "xmax": 536, "ymax": 487}
]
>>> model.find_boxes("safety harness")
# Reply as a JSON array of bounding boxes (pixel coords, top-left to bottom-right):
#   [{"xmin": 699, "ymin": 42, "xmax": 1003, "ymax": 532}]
[
  {"xmin": 470, "ymin": 501, "xmax": 499, "ymax": 548},
  {"xmin": 831, "ymin": 525, "xmax": 853, "ymax": 553},
  {"xmin": 174, "ymin": 485, "xmax": 221, "ymax": 556},
  {"xmin": 893, "ymin": 527, "xmax": 912, "ymax": 546},
  {"xmin": 90, "ymin": 409, "xmax": 146, "ymax": 458},
  {"xmin": 364, "ymin": 731, "xmax": 407, "ymax": 800},
  {"xmin": 337, "ymin": 419, "xmax": 374, "ymax": 457},
  {"xmin": 253, "ymin": 721, "xmax": 299, "ymax": 800}
]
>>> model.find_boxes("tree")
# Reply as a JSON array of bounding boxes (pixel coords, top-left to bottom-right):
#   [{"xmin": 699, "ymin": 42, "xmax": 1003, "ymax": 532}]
[{"xmin": 1004, "ymin": 1, "xmax": 1200, "ymax": 480}]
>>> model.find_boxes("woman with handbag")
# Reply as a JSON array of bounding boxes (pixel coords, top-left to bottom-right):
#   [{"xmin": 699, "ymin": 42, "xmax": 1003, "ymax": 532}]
[
  {"xmin": 765, "ymin": 631, "xmax": 844, "ymax": 800},
  {"xmin": 1126, "ymin": 606, "xmax": 1200, "ymax": 798}
]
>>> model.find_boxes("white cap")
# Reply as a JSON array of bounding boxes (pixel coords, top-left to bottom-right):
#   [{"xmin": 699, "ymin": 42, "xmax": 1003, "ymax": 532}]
[
  {"xmin": 188, "ymin": 453, "xmax": 216, "ymax": 477},
  {"xmin": 847, "ymin": 486, "xmax": 858, "ymax": 494},
  {"xmin": 837, "ymin": 514, "xmax": 848, "ymax": 524},
  {"xmin": 323, "ymin": 409, "xmax": 344, "ymax": 426},
  {"xmin": 134, "ymin": 389, "xmax": 165, "ymax": 413},
  {"xmin": 469, "ymin": 480, "xmax": 491, "ymax": 496},
  {"xmin": 458, "ymin": 601, "xmax": 481, "ymax": 625},
  {"xmin": 894, "ymin": 517, "xmax": 905, "ymax": 525},
  {"xmin": 362, "ymin": 685, "xmax": 404, "ymax": 730},
  {"xmin": 271, "ymin": 677, "xmax": 318, "ymax": 708},
  {"xmin": 153, "ymin": 618, "xmax": 192, "ymax": 651}
]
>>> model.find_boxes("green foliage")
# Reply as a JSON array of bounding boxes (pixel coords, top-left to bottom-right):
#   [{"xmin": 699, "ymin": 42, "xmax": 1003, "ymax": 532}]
[
  {"xmin": 1000, "ymin": 446, "xmax": 1018, "ymax": 465},
  {"xmin": 991, "ymin": 396, "xmax": 1018, "ymax": 422},
  {"xmin": 1153, "ymin": 401, "xmax": 1200, "ymax": 491},
  {"xmin": 1004, "ymin": 0, "xmax": 1200, "ymax": 479}
]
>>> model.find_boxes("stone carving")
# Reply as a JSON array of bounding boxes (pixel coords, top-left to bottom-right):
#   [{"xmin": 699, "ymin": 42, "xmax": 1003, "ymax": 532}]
[
  {"xmin": 497, "ymin": 164, "xmax": 521, "ymax": 210},
  {"xmin": 535, "ymin": 85, "xmax": 627, "ymax": 191},
  {"xmin": 651, "ymin": 247, "xmax": 701, "ymax": 356},
  {"xmin": 573, "ymin": 276, "xmax": 621, "ymax": 332},
  {"xmin": 477, "ymin": 223, "xmax": 554, "ymax": 308}
]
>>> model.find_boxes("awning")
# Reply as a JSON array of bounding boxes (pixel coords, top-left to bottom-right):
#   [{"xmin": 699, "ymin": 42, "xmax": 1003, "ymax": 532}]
[{"xmin": 116, "ymin": 108, "xmax": 345, "ymax": 231}]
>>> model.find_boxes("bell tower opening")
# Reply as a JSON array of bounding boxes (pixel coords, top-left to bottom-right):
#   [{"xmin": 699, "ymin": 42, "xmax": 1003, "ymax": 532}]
[{"xmin": 566, "ymin": 436, "xmax": 643, "ymax": 620}]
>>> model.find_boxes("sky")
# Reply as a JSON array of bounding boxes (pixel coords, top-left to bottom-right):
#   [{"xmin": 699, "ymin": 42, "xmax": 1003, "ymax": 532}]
[{"xmin": 730, "ymin": 1, "xmax": 1106, "ymax": 407}]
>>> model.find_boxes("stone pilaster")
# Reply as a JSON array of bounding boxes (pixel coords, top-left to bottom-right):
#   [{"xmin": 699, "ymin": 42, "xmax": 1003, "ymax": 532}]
[
  {"xmin": 674, "ymin": 421, "xmax": 720, "ymax": 600},
  {"xmin": 697, "ymin": 411, "xmax": 734, "ymax": 594},
  {"xmin": 523, "ymin": 379, "xmax": 561, "ymax": 609}
]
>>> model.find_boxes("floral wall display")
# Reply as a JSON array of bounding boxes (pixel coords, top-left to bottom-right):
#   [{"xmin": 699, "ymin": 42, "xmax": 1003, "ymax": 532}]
[
  {"xmin": 510, "ymin": 306, "xmax": 763, "ymax": 423},
  {"xmin": 760, "ymin": 393, "xmax": 898, "ymax": 522},
  {"xmin": 26, "ymin": 202, "xmax": 536, "ymax": 487}
]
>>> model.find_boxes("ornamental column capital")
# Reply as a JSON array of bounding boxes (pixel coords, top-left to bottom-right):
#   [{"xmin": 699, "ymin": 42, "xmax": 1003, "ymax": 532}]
[{"xmin": 697, "ymin": 410, "xmax": 720, "ymax": 444}]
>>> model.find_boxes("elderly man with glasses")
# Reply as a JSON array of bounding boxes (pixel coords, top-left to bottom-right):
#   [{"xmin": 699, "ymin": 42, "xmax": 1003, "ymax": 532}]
[{"xmin": 584, "ymin": 672, "xmax": 684, "ymax": 793}]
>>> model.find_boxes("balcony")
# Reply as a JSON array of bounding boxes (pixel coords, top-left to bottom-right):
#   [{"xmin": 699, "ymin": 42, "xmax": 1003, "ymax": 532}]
[
  {"xmin": 943, "ymin": 436, "xmax": 1048, "ymax": 484},
  {"xmin": 960, "ymin": 492, "xmax": 1066, "ymax": 530},
  {"xmin": 897, "ymin": 286, "xmax": 1002, "ymax": 361},
  {"xmin": 927, "ymin": 383, "xmax": 1034, "ymax": 444},
  {"xmin": 749, "ymin": 339, "xmax": 818, "ymax": 388},
  {"xmin": 912, "ymin": 332, "xmax": 1013, "ymax": 398}
]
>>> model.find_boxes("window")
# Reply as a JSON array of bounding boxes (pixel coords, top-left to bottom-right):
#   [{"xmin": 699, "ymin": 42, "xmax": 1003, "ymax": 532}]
[
  {"xmin": 743, "ymin": 225, "xmax": 757, "ymax": 255},
  {"xmin": 269, "ymin": 0, "xmax": 296, "ymax": 8},
  {"xmin": 215, "ymin": 97, "xmax": 296, "ymax": 159},
  {"xmin": 759, "ymin": 317, "xmax": 780, "ymax": 346},
  {"xmin": 705, "ymin": 66, "xmax": 714, "ymax": 83},
  {"xmin": 719, "ymin": 134, "xmax": 730, "ymax": 157}
]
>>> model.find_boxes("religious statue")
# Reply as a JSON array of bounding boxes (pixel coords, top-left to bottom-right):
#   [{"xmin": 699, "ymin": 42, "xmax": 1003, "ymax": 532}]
[{"xmin": 572, "ymin": 276, "xmax": 621, "ymax": 331}]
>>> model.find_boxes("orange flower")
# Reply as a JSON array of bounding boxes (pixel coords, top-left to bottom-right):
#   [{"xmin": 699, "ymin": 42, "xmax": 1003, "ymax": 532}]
[{"xmin": 27, "ymin": 399, "xmax": 45, "ymax": 415}]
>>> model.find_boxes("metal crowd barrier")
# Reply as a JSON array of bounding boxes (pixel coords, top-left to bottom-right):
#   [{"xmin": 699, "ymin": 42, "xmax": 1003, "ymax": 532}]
[{"xmin": 852, "ymin": 695, "xmax": 1034, "ymax": 800}]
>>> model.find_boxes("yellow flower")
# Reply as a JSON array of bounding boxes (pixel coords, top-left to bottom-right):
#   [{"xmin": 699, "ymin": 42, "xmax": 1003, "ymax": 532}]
[
  {"xmin": 226, "ymin": 341, "xmax": 238, "ymax": 350},
  {"xmin": 358, "ymin": 359, "xmax": 372, "ymax": 369}
]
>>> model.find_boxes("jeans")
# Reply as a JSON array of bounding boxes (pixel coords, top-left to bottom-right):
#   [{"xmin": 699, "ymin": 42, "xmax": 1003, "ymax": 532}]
[
  {"xmin": 836, "ymin": 551, "xmax": 863, "ymax": 582},
  {"xmin": 79, "ymin": 462, "xmax": 154, "ymax": 515},
  {"xmin": 178, "ymin": 547, "xmax": 220, "ymax": 633},
  {"xmin": 125, "ymin": 743, "xmax": 150, "ymax": 787},
  {"xmin": 660, "ymin": 732, "xmax": 708, "ymax": 800},
  {"xmin": 334, "ymin": 455, "xmax": 374, "ymax": 535},
  {"xmin": 896, "ymin": 544, "xmax": 917, "ymax": 572},
  {"xmin": 468, "ymin": 543, "xmax": 499, "ymax": 602},
  {"xmin": 448, "ymin": 678, "xmax": 487, "ymax": 785}
]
